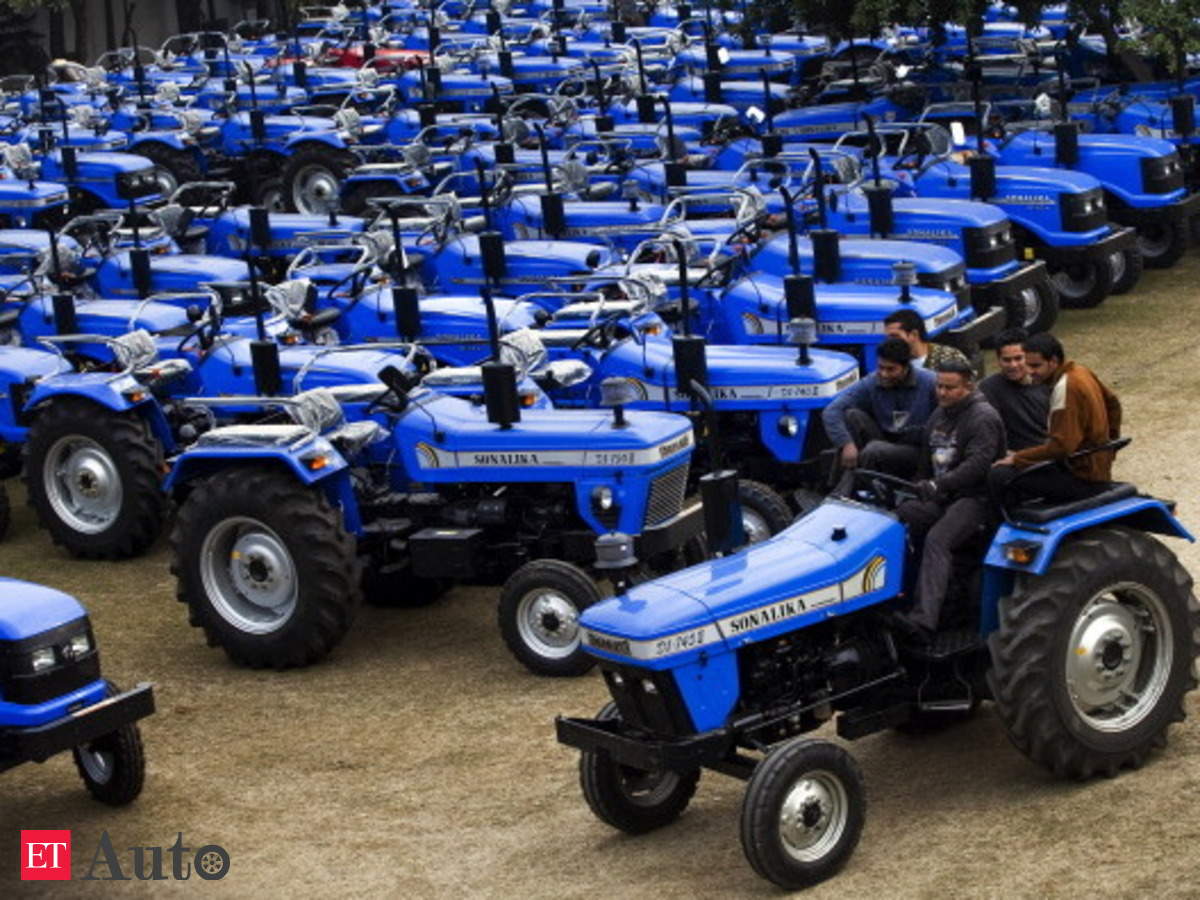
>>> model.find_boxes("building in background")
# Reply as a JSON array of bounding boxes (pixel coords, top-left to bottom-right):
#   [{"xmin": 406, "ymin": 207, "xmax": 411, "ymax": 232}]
[{"xmin": 1, "ymin": 0, "xmax": 291, "ymax": 73}]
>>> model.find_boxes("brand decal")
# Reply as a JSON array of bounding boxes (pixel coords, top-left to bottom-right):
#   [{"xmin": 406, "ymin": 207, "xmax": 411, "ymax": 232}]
[{"xmin": 584, "ymin": 556, "xmax": 892, "ymax": 660}]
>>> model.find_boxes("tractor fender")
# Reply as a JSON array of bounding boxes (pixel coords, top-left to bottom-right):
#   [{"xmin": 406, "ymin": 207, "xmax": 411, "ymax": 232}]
[
  {"xmin": 979, "ymin": 496, "xmax": 1193, "ymax": 634},
  {"xmin": 284, "ymin": 133, "xmax": 350, "ymax": 153},
  {"xmin": 163, "ymin": 439, "xmax": 362, "ymax": 534},
  {"xmin": 129, "ymin": 132, "xmax": 190, "ymax": 153},
  {"xmin": 24, "ymin": 375, "xmax": 174, "ymax": 449}
]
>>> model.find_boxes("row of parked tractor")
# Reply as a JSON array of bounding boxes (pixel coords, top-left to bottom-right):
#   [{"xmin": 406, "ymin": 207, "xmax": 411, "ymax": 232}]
[{"xmin": 4, "ymin": 0, "xmax": 1200, "ymax": 891}]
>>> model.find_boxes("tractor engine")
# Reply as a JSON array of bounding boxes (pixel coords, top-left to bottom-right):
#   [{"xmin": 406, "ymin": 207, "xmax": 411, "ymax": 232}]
[{"xmin": 736, "ymin": 624, "xmax": 898, "ymax": 736}]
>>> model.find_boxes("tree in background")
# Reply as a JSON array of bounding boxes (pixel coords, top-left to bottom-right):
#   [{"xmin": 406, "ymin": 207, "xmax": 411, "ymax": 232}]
[{"xmin": 1124, "ymin": 0, "xmax": 1200, "ymax": 83}]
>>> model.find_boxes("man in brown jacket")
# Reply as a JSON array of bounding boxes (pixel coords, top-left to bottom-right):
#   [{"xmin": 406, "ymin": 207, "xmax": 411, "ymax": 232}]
[{"xmin": 989, "ymin": 333, "xmax": 1122, "ymax": 505}]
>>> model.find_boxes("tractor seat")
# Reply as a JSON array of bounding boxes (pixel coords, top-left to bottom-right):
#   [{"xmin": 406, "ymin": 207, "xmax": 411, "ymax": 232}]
[{"xmin": 1010, "ymin": 482, "xmax": 1138, "ymax": 525}]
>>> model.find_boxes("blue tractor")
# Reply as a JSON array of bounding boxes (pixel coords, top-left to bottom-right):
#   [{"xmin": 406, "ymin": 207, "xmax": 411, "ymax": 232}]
[
  {"xmin": 556, "ymin": 461, "xmax": 1199, "ymax": 889},
  {"xmin": 163, "ymin": 369, "xmax": 704, "ymax": 676},
  {"xmin": 1, "ymin": 577, "xmax": 154, "ymax": 805}
]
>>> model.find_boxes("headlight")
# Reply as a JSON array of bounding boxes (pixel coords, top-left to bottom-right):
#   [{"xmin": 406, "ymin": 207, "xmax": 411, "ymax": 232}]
[
  {"xmin": 30, "ymin": 647, "xmax": 56, "ymax": 672},
  {"xmin": 68, "ymin": 632, "xmax": 91, "ymax": 656},
  {"xmin": 777, "ymin": 414, "xmax": 800, "ymax": 438},
  {"xmin": 591, "ymin": 485, "xmax": 615, "ymax": 512}
]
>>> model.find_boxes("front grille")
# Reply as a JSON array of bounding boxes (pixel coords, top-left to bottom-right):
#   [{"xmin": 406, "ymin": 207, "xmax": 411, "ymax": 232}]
[
  {"xmin": 1141, "ymin": 154, "xmax": 1185, "ymax": 195},
  {"xmin": 602, "ymin": 665, "xmax": 694, "ymax": 737},
  {"xmin": 644, "ymin": 462, "xmax": 689, "ymax": 528},
  {"xmin": 963, "ymin": 224, "xmax": 1016, "ymax": 270},
  {"xmin": 1060, "ymin": 188, "xmax": 1107, "ymax": 232}
]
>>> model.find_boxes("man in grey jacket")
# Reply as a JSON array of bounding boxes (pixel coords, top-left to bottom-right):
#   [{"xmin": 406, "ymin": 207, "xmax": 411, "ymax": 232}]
[
  {"xmin": 890, "ymin": 358, "xmax": 1006, "ymax": 642},
  {"xmin": 822, "ymin": 338, "xmax": 938, "ymax": 493}
]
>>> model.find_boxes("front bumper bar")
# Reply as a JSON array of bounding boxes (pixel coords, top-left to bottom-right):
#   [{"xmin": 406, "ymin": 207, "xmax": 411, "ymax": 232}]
[
  {"xmin": 0, "ymin": 682, "xmax": 155, "ymax": 765},
  {"xmin": 970, "ymin": 259, "xmax": 1048, "ymax": 310},
  {"xmin": 556, "ymin": 714, "xmax": 732, "ymax": 773},
  {"xmin": 939, "ymin": 304, "xmax": 1007, "ymax": 353},
  {"xmin": 636, "ymin": 500, "xmax": 705, "ymax": 559},
  {"xmin": 1108, "ymin": 190, "xmax": 1200, "ymax": 227},
  {"xmin": 1031, "ymin": 225, "xmax": 1137, "ymax": 267}
]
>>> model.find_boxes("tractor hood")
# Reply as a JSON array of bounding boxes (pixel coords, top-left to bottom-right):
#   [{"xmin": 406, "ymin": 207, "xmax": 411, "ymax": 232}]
[
  {"xmin": 205, "ymin": 209, "xmax": 363, "ymax": 256},
  {"xmin": 753, "ymin": 232, "xmax": 967, "ymax": 283},
  {"xmin": 431, "ymin": 236, "xmax": 612, "ymax": 293},
  {"xmin": 723, "ymin": 276, "xmax": 961, "ymax": 338},
  {"xmin": 840, "ymin": 193, "xmax": 1008, "ymax": 229},
  {"xmin": 580, "ymin": 500, "xmax": 904, "ymax": 668},
  {"xmin": 25, "ymin": 296, "xmax": 191, "ymax": 334},
  {"xmin": 0, "ymin": 180, "xmax": 69, "ymax": 211},
  {"xmin": 596, "ymin": 339, "xmax": 860, "ymax": 408},
  {"xmin": 93, "ymin": 253, "xmax": 251, "ymax": 298},
  {"xmin": 399, "ymin": 391, "xmax": 694, "ymax": 474},
  {"xmin": 0, "ymin": 577, "xmax": 87, "ymax": 641}
]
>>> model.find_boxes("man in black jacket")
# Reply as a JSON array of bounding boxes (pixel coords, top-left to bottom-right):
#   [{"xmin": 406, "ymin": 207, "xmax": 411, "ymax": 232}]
[
  {"xmin": 978, "ymin": 328, "xmax": 1049, "ymax": 451},
  {"xmin": 891, "ymin": 358, "xmax": 1007, "ymax": 641}
]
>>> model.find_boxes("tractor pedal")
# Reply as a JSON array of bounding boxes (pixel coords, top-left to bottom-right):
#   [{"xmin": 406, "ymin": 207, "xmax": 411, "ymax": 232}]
[{"xmin": 908, "ymin": 628, "xmax": 983, "ymax": 661}]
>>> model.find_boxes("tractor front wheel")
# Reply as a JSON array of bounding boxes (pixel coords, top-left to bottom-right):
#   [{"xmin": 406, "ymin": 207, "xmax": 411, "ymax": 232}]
[
  {"xmin": 171, "ymin": 466, "xmax": 361, "ymax": 669},
  {"xmin": 72, "ymin": 682, "xmax": 146, "ymax": 806},
  {"xmin": 740, "ymin": 738, "xmax": 866, "ymax": 890},
  {"xmin": 1049, "ymin": 257, "xmax": 1113, "ymax": 309},
  {"xmin": 0, "ymin": 481, "xmax": 9, "ymax": 541},
  {"xmin": 1004, "ymin": 276, "xmax": 1059, "ymax": 334},
  {"xmin": 498, "ymin": 559, "xmax": 602, "ymax": 676},
  {"xmin": 580, "ymin": 701, "xmax": 701, "ymax": 834},
  {"xmin": 1107, "ymin": 246, "xmax": 1144, "ymax": 295},
  {"xmin": 738, "ymin": 479, "xmax": 795, "ymax": 544},
  {"xmin": 1137, "ymin": 220, "xmax": 1188, "ymax": 269},
  {"xmin": 987, "ymin": 527, "xmax": 1200, "ymax": 779}
]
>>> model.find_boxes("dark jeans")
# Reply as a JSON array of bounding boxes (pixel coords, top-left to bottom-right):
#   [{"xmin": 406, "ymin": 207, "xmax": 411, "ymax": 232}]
[
  {"xmin": 989, "ymin": 463, "xmax": 1107, "ymax": 509},
  {"xmin": 897, "ymin": 496, "xmax": 991, "ymax": 631},
  {"xmin": 834, "ymin": 408, "xmax": 921, "ymax": 493}
]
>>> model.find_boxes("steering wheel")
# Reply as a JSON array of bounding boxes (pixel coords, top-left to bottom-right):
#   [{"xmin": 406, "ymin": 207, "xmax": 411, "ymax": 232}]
[
  {"xmin": 570, "ymin": 315, "xmax": 619, "ymax": 350},
  {"xmin": 850, "ymin": 468, "xmax": 921, "ymax": 510}
]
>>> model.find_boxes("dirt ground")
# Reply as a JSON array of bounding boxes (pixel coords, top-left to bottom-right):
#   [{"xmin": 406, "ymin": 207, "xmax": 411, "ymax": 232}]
[{"xmin": 4, "ymin": 258, "xmax": 1200, "ymax": 898}]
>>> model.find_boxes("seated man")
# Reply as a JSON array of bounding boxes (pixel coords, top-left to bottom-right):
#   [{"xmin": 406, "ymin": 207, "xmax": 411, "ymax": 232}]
[
  {"xmin": 892, "ymin": 359, "xmax": 1006, "ymax": 641},
  {"xmin": 990, "ymin": 333, "xmax": 1122, "ymax": 506},
  {"xmin": 823, "ymin": 337, "xmax": 938, "ymax": 491},
  {"xmin": 978, "ymin": 327, "xmax": 1050, "ymax": 451},
  {"xmin": 883, "ymin": 308, "xmax": 971, "ymax": 371}
]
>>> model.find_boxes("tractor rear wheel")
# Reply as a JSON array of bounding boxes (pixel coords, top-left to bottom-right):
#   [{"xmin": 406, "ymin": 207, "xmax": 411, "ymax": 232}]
[
  {"xmin": 72, "ymin": 682, "xmax": 146, "ymax": 806},
  {"xmin": 23, "ymin": 399, "xmax": 165, "ymax": 559},
  {"xmin": 740, "ymin": 738, "xmax": 866, "ymax": 890},
  {"xmin": 987, "ymin": 527, "xmax": 1199, "ymax": 779},
  {"xmin": 136, "ymin": 142, "xmax": 203, "ymax": 197},
  {"xmin": 171, "ymin": 466, "xmax": 361, "ymax": 669},
  {"xmin": 1050, "ymin": 257, "xmax": 1113, "ymax": 309},
  {"xmin": 284, "ymin": 146, "xmax": 357, "ymax": 215},
  {"xmin": 498, "ymin": 559, "xmax": 602, "ymax": 676},
  {"xmin": 250, "ymin": 176, "xmax": 286, "ymax": 213},
  {"xmin": 579, "ymin": 702, "xmax": 700, "ymax": 834},
  {"xmin": 1107, "ymin": 246, "xmax": 1144, "ymax": 295},
  {"xmin": 1137, "ymin": 219, "xmax": 1188, "ymax": 269}
]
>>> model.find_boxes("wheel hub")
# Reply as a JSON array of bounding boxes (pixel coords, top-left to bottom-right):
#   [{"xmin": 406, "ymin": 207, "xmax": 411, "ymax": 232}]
[
  {"xmin": 45, "ymin": 436, "xmax": 123, "ymax": 533},
  {"xmin": 1065, "ymin": 587, "xmax": 1173, "ymax": 732},
  {"xmin": 742, "ymin": 509, "xmax": 772, "ymax": 545},
  {"xmin": 780, "ymin": 776, "xmax": 835, "ymax": 852},
  {"xmin": 1016, "ymin": 286, "xmax": 1041, "ymax": 329},
  {"xmin": 199, "ymin": 517, "xmax": 299, "ymax": 634},
  {"xmin": 295, "ymin": 165, "xmax": 339, "ymax": 214},
  {"xmin": 526, "ymin": 591, "xmax": 578, "ymax": 648},
  {"xmin": 230, "ymin": 533, "xmax": 294, "ymax": 608}
]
